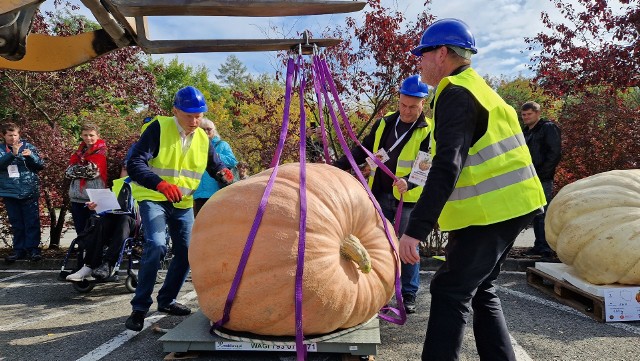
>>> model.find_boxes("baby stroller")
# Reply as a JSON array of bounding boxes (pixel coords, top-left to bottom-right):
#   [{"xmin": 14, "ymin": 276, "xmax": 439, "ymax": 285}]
[{"xmin": 58, "ymin": 179, "xmax": 143, "ymax": 293}]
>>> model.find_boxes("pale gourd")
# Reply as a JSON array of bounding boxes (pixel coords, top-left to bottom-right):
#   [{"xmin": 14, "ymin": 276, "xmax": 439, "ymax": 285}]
[
  {"xmin": 189, "ymin": 163, "xmax": 399, "ymax": 336},
  {"xmin": 545, "ymin": 169, "xmax": 640, "ymax": 285}
]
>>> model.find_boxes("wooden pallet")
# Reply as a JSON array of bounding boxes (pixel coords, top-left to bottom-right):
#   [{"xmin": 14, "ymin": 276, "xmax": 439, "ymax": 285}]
[{"xmin": 526, "ymin": 266, "xmax": 606, "ymax": 322}]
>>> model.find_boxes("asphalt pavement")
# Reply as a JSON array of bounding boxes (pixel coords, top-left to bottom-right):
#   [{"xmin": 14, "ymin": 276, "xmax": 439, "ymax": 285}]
[
  {"xmin": 3, "ymin": 227, "xmax": 640, "ymax": 360},
  {"xmin": 1, "ymin": 269, "xmax": 639, "ymax": 361}
]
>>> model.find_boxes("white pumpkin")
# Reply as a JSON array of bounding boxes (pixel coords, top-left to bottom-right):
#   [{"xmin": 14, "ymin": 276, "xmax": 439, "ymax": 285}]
[{"xmin": 545, "ymin": 169, "xmax": 640, "ymax": 285}]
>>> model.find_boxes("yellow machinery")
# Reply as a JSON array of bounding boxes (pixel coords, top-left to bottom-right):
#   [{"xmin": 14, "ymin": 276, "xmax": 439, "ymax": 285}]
[{"xmin": 0, "ymin": 0, "xmax": 366, "ymax": 71}]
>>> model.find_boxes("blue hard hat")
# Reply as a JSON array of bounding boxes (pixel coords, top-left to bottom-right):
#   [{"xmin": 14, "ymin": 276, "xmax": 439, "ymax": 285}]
[
  {"xmin": 399, "ymin": 75, "xmax": 429, "ymax": 98},
  {"xmin": 173, "ymin": 86, "xmax": 208, "ymax": 113},
  {"xmin": 411, "ymin": 18, "xmax": 477, "ymax": 56}
]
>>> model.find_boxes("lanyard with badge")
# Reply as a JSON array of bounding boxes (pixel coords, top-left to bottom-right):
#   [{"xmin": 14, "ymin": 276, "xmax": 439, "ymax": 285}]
[
  {"xmin": 5, "ymin": 144, "xmax": 22, "ymax": 178},
  {"xmin": 408, "ymin": 137, "xmax": 433, "ymax": 187},
  {"xmin": 366, "ymin": 117, "xmax": 417, "ymax": 170}
]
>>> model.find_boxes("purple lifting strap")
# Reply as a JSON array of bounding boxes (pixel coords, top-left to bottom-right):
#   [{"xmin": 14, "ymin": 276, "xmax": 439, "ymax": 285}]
[
  {"xmin": 210, "ymin": 57, "xmax": 298, "ymax": 333},
  {"xmin": 312, "ymin": 56, "xmax": 406, "ymax": 324},
  {"xmin": 311, "ymin": 58, "xmax": 405, "ymax": 235},
  {"xmin": 310, "ymin": 59, "xmax": 333, "ymax": 165},
  {"xmin": 210, "ymin": 55, "xmax": 408, "ymax": 361},
  {"xmin": 295, "ymin": 55, "xmax": 308, "ymax": 359}
]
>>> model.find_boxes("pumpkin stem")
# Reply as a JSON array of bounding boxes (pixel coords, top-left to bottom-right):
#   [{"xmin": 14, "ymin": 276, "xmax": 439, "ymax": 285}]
[{"xmin": 340, "ymin": 234, "xmax": 372, "ymax": 274}]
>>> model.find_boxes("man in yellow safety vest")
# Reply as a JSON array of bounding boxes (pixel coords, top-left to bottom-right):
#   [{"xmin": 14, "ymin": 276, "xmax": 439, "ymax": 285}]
[
  {"xmin": 400, "ymin": 18, "xmax": 546, "ymax": 360},
  {"xmin": 124, "ymin": 86, "xmax": 234, "ymax": 332}
]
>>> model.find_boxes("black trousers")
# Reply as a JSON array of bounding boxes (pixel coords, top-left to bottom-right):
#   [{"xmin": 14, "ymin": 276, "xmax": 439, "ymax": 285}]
[
  {"xmin": 422, "ymin": 210, "xmax": 537, "ymax": 361},
  {"xmin": 84, "ymin": 214, "xmax": 135, "ymax": 268}
]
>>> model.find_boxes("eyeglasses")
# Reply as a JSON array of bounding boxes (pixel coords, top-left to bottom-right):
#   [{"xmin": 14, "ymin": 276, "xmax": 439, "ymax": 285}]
[
  {"xmin": 203, "ymin": 127, "xmax": 213, "ymax": 132},
  {"xmin": 420, "ymin": 45, "xmax": 443, "ymax": 55}
]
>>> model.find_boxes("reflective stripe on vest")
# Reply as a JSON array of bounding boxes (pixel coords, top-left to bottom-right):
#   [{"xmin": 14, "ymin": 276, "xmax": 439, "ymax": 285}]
[
  {"xmin": 449, "ymin": 164, "xmax": 536, "ymax": 201},
  {"xmin": 432, "ymin": 68, "xmax": 546, "ymax": 231},
  {"xmin": 130, "ymin": 116, "xmax": 209, "ymax": 209},
  {"xmin": 369, "ymin": 113, "xmax": 430, "ymax": 203}
]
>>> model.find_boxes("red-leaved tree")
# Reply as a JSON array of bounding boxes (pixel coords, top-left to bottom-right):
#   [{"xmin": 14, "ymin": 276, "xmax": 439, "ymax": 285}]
[
  {"xmin": 526, "ymin": 0, "xmax": 640, "ymax": 190},
  {"xmin": 321, "ymin": 0, "xmax": 433, "ymax": 137},
  {"xmin": 527, "ymin": 0, "xmax": 639, "ymax": 95},
  {"xmin": 554, "ymin": 93, "xmax": 640, "ymax": 190},
  {"xmin": 0, "ymin": 8, "xmax": 158, "ymax": 247}
]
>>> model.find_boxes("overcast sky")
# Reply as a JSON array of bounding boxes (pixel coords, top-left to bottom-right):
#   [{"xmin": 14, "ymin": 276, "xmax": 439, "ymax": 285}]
[{"xmin": 39, "ymin": 0, "xmax": 595, "ymax": 81}]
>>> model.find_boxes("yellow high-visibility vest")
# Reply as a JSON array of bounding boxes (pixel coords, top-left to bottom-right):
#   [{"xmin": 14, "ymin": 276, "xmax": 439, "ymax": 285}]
[
  {"xmin": 369, "ymin": 112, "xmax": 430, "ymax": 202},
  {"xmin": 432, "ymin": 68, "xmax": 546, "ymax": 230},
  {"xmin": 130, "ymin": 116, "xmax": 209, "ymax": 209},
  {"xmin": 111, "ymin": 177, "xmax": 125, "ymax": 200}
]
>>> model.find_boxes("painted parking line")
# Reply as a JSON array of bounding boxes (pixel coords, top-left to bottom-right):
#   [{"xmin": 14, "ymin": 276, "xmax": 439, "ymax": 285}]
[
  {"xmin": 510, "ymin": 334, "xmax": 533, "ymax": 361},
  {"xmin": 0, "ymin": 271, "xmax": 44, "ymax": 282},
  {"xmin": 75, "ymin": 290, "xmax": 198, "ymax": 361},
  {"xmin": 74, "ymin": 314, "xmax": 166, "ymax": 361}
]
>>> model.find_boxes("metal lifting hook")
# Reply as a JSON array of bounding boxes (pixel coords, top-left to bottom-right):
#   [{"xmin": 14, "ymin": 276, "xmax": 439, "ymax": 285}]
[{"xmin": 291, "ymin": 30, "xmax": 315, "ymax": 56}]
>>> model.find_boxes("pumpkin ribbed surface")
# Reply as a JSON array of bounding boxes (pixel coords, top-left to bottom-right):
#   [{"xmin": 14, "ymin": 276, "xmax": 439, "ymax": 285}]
[
  {"xmin": 546, "ymin": 169, "xmax": 640, "ymax": 285},
  {"xmin": 189, "ymin": 163, "xmax": 398, "ymax": 336}
]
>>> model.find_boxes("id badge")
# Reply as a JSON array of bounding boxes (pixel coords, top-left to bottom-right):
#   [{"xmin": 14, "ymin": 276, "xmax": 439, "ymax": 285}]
[
  {"xmin": 365, "ymin": 148, "xmax": 390, "ymax": 170},
  {"xmin": 8, "ymin": 164, "xmax": 19, "ymax": 178},
  {"xmin": 408, "ymin": 151, "xmax": 432, "ymax": 186}
]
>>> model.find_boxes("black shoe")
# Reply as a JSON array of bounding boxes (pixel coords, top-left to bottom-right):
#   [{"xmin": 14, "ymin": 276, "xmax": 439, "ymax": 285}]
[
  {"xmin": 29, "ymin": 252, "xmax": 42, "ymax": 262},
  {"xmin": 5, "ymin": 252, "xmax": 27, "ymax": 263},
  {"xmin": 92, "ymin": 262, "xmax": 111, "ymax": 279},
  {"xmin": 523, "ymin": 247, "xmax": 545, "ymax": 257},
  {"xmin": 402, "ymin": 293, "xmax": 417, "ymax": 314},
  {"xmin": 158, "ymin": 302, "xmax": 191, "ymax": 316},
  {"xmin": 125, "ymin": 311, "xmax": 146, "ymax": 331}
]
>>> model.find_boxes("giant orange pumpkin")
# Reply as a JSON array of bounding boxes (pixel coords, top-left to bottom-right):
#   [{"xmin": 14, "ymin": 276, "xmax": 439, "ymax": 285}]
[{"xmin": 190, "ymin": 162, "xmax": 399, "ymax": 336}]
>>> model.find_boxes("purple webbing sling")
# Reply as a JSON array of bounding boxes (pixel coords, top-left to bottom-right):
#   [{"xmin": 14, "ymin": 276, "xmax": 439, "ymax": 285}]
[
  {"xmin": 210, "ymin": 55, "xmax": 408, "ymax": 361},
  {"xmin": 210, "ymin": 57, "xmax": 298, "ymax": 332},
  {"xmin": 295, "ymin": 56, "xmax": 309, "ymax": 360},
  {"xmin": 313, "ymin": 56, "xmax": 406, "ymax": 324}
]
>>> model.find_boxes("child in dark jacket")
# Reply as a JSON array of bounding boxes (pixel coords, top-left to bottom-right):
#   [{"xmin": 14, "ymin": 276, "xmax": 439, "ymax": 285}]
[{"xmin": 1, "ymin": 122, "xmax": 45, "ymax": 262}]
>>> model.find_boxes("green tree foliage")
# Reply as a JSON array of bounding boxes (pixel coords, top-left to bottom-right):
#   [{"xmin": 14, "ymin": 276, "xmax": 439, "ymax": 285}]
[
  {"xmin": 146, "ymin": 56, "xmax": 227, "ymax": 114},
  {"xmin": 216, "ymin": 55, "xmax": 252, "ymax": 89},
  {"xmin": 224, "ymin": 74, "xmax": 301, "ymax": 171},
  {"xmin": 492, "ymin": 76, "xmax": 560, "ymax": 123}
]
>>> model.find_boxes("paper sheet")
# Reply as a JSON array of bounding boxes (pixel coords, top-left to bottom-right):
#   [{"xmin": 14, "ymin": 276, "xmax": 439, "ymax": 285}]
[{"xmin": 86, "ymin": 189, "xmax": 121, "ymax": 214}]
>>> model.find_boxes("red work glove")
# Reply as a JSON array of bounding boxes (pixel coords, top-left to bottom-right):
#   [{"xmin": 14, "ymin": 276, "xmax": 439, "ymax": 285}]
[
  {"xmin": 156, "ymin": 180, "xmax": 182, "ymax": 203},
  {"xmin": 216, "ymin": 168, "xmax": 235, "ymax": 187}
]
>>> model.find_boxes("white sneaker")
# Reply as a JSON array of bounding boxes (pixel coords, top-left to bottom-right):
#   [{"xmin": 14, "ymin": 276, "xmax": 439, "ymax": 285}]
[{"xmin": 66, "ymin": 266, "xmax": 95, "ymax": 281}]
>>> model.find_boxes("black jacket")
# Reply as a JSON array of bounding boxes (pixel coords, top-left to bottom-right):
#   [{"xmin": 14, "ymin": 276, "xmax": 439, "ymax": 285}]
[
  {"xmin": 405, "ymin": 68, "xmax": 486, "ymax": 241},
  {"xmin": 523, "ymin": 119, "xmax": 562, "ymax": 181}
]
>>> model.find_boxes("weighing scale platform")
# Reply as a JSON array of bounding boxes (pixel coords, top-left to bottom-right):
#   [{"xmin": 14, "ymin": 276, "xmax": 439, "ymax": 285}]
[{"xmin": 159, "ymin": 311, "xmax": 380, "ymax": 356}]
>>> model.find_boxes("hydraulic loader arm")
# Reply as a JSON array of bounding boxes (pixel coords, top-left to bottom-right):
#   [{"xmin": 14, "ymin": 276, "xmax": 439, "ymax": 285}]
[
  {"xmin": 0, "ymin": 0, "xmax": 45, "ymax": 61},
  {"xmin": 0, "ymin": 30, "xmax": 120, "ymax": 71},
  {"xmin": 0, "ymin": 0, "xmax": 366, "ymax": 72}
]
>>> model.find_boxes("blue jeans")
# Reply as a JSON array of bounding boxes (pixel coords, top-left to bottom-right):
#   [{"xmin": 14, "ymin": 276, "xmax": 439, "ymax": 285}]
[
  {"xmin": 377, "ymin": 192, "xmax": 420, "ymax": 296},
  {"xmin": 131, "ymin": 200, "xmax": 193, "ymax": 312},
  {"xmin": 3, "ymin": 196, "xmax": 41, "ymax": 256},
  {"xmin": 532, "ymin": 180, "xmax": 553, "ymax": 252}
]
